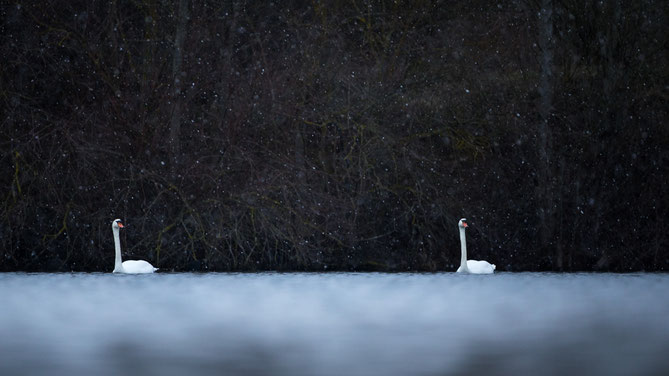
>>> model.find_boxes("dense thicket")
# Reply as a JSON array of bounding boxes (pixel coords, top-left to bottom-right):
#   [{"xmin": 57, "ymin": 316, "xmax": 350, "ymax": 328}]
[{"xmin": 1, "ymin": 1, "xmax": 667, "ymax": 272}]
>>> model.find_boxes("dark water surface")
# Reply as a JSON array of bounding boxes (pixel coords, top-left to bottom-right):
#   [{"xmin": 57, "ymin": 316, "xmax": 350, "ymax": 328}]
[{"xmin": 1, "ymin": 272, "xmax": 668, "ymax": 376}]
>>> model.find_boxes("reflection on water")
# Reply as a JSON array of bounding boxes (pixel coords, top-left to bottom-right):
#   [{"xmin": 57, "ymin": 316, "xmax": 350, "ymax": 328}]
[{"xmin": 1, "ymin": 272, "xmax": 668, "ymax": 376}]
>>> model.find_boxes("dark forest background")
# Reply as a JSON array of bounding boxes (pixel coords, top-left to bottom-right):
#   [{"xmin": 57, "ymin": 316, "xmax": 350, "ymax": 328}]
[{"xmin": 1, "ymin": 0, "xmax": 667, "ymax": 272}]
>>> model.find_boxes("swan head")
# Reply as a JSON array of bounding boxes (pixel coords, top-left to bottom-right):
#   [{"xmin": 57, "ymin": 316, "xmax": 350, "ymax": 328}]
[
  {"xmin": 112, "ymin": 219, "xmax": 125, "ymax": 229},
  {"xmin": 458, "ymin": 218, "xmax": 468, "ymax": 229}
]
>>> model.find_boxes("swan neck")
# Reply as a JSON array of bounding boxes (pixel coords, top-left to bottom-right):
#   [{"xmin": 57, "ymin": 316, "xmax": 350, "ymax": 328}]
[
  {"xmin": 113, "ymin": 226, "xmax": 123, "ymax": 272},
  {"xmin": 459, "ymin": 227, "xmax": 468, "ymax": 271}
]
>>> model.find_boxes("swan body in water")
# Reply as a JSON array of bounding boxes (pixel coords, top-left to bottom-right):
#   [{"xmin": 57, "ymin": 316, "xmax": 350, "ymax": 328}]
[
  {"xmin": 456, "ymin": 218, "xmax": 495, "ymax": 274},
  {"xmin": 112, "ymin": 219, "xmax": 157, "ymax": 274}
]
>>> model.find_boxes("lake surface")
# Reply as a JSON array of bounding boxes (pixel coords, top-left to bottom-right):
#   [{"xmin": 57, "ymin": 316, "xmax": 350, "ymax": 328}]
[{"xmin": 1, "ymin": 272, "xmax": 668, "ymax": 376}]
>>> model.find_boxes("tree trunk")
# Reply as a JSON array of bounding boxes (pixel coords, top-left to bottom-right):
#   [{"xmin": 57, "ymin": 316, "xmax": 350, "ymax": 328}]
[
  {"xmin": 536, "ymin": 0, "xmax": 558, "ymax": 268},
  {"xmin": 169, "ymin": 0, "xmax": 189, "ymax": 161}
]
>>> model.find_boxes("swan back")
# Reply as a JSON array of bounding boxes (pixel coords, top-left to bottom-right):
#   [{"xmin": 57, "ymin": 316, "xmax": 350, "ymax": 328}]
[
  {"xmin": 466, "ymin": 260, "xmax": 496, "ymax": 274},
  {"xmin": 121, "ymin": 260, "xmax": 158, "ymax": 274}
]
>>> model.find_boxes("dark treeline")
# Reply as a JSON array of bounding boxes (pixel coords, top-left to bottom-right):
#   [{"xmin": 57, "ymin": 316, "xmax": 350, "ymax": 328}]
[{"xmin": 1, "ymin": 1, "xmax": 667, "ymax": 272}]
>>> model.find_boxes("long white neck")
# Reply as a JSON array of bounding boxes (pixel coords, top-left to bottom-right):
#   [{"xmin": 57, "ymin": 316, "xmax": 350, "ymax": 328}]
[
  {"xmin": 113, "ymin": 227, "xmax": 124, "ymax": 272},
  {"xmin": 459, "ymin": 227, "xmax": 469, "ymax": 272}
]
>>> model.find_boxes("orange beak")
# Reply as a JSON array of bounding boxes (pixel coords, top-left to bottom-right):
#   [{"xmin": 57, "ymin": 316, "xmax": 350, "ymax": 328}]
[
  {"xmin": 462, "ymin": 222, "xmax": 468, "ymax": 228},
  {"xmin": 118, "ymin": 222, "xmax": 124, "ymax": 228}
]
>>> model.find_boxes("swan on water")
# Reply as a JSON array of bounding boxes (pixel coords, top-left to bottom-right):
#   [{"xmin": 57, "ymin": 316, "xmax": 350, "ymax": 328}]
[
  {"xmin": 456, "ymin": 218, "xmax": 495, "ymax": 274},
  {"xmin": 112, "ymin": 219, "xmax": 157, "ymax": 274}
]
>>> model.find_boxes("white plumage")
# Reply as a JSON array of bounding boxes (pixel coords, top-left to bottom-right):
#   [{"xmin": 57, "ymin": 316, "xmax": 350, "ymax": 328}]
[
  {"xmin": 111, "ymin": 219, "xmax": 157, "ymax": 274},
  {"xmin": 456, "ymin": 218, "xmax": 495, "ymax": 274}
]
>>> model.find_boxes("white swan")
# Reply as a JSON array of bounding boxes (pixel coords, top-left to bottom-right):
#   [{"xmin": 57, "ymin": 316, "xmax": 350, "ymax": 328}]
[
  {"xmin": 456, "ymin": 218, "xmax": 495, "ymax": 274},
  {"xmin": 112, "ymin": 219, "xmax": 157, "ymax": 274}
]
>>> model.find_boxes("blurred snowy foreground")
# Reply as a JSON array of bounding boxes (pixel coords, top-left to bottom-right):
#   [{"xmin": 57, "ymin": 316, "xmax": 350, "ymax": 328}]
[{"xmin": 1, "ymin": 272, "xmax": 668, "ymax": 376}]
